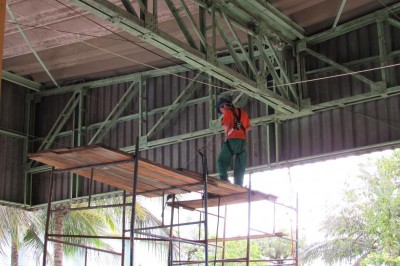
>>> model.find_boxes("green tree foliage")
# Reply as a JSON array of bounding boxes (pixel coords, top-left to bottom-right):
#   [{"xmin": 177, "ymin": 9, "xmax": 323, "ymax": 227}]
[
  {"xmin": 0, "ymin": 196, "xmax": 167, "ymax": 265},
  {"xmin": 302, "ymin": 150, "xmax": 400, "ymax": 265}
]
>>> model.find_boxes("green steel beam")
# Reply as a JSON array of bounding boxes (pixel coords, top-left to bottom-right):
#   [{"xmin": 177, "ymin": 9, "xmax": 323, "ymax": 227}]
[
  {"xmin": 307, "ymin": 2, "xmax": 400, "ymax": 45},
  {"xmin": 387, "ymin": 17, "xmax": 400, "ymax": 30},
  {"xmin": 180, "ymin": 0, "xmax": 206, "ymax": 48},
  {"xmin": 332, "ymin": 0, "xmax": 347, "ymax": 28},
  {"xmin": 23, "ymin": 95, "xmax": 33, "ymax": 206},
  {"xmin": 0, "ymin": 128, "xmax": 27, "ymax": 139},
  {"xmin": 258, "ymin": 41, "xmax": 289, "ymax": 99},
  {"xmin": 138, "ymin": 75, "xmax": 147, "ymax": 138},
  {"xmin": 221, "ymin": 12, "xmax": 257, "ymax": 76},
  {"xmin": 305, "ymin": 50, "xmax": 400, "ymax": 77},
  {"xmin": 69, "ymin": 0, "xmax": 298, "ymax": 114},
  {"xmin": 377, "ymin": 19, "xmax": 389, "ymax": 85},
  {"xmin": 88, "ymin": 81, "xmax": 139, "ymax": 144},
  {"xmin": 120, "ymin": 0, "xmax": 138, "ymax": 17},
  {"xmin": 2, "ymin": 71, "xmax": 43, "ymax": 91},
  {"xmin": 165, "ymin": 0, "xmax": 198, "ymax": 49},
  {"xmin": 304, "ymin": 47, "xmax": 379, "ymax": 91},
  {"xmin": 264, "ymin": 36, "xmax": 298, "ymax": 103},
  {"xmin": 215, "ymin": 19, "xmax": 247, "ymax": 76},
  {"xmin": 36, "ymin": 51, "xmax": 259, "ymax": 97},
  {"xmin": 230, "ymin": 0, "xmax": 305, "ymax": 40},
  {"xmin": 37, "ymin": 92, "xmax": 80, "ymax": 151},
  {"xmin": 146, "ymin": 72, "xmax": 207, "ymax": 140},
  {"xmin": 6, "ymin": 5, "xmax": 59, "ymax": 88}
]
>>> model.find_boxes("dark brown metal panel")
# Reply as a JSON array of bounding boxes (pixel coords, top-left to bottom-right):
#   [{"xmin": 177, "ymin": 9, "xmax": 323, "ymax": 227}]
[
  {"xmin": 0, "ymin": 81, "xmax": 26, "ymax": 131},
  {"xmin": 281, "ymin": 95, "xmax": 400, "ymax": 161},
  {"xmin": 0, "ymin": 81, "xmax": 26, "ymax": 203},
  {"xmin": 0, "ymin": 135, "xmax": 24, "ymax": 203}
]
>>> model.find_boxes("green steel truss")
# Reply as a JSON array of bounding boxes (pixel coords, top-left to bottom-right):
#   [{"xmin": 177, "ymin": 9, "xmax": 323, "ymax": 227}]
[{"xmin": 1, "ymin": 1, "xmax": 399, "ymax": 205}]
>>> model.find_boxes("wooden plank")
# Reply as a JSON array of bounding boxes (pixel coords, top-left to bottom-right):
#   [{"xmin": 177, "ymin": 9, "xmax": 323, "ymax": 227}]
[
  {"xmin": 167, "ymin": 190, "xmax": 277, "ymax": 210},
  {"xmin": 28, "ymin": 145, "xmax": 264, "ymax": 202}
]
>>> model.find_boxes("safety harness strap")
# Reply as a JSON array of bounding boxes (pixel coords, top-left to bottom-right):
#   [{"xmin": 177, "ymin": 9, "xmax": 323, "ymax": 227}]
[{"xmin": 230, "ymin": 106, "xmax": 246, "ymax": 134}]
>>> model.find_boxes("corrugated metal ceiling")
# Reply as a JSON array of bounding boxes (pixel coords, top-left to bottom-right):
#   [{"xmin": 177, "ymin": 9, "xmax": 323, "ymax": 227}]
[{"xmin": 3, "ymin": 0, "xmax": 398, "ymax": 85}]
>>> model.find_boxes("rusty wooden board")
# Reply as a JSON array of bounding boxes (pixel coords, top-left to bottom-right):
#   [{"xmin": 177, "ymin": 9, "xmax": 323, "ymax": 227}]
[
  {"xmin": 28, "ymin": 145, "xmax": 252, "ymax": 198},
  {"xmin": 167, "ymin": 190, "xmax": 278, "ymax": 210}
]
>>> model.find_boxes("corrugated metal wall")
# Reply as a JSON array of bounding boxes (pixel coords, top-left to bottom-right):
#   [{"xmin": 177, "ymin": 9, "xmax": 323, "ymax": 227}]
[
  {"xmin": 2, "ymin": 22, "xmax": 400, "ymax": 205},
  {"xmin": 0, "ymin": 81, "xmax": 26, "ymax": 203}
]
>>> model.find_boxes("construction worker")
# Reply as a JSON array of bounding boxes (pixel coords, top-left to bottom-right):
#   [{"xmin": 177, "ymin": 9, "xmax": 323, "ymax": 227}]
[{"xmin": 217, "ymin": 98, "xmax": 252, "ymax": 186}]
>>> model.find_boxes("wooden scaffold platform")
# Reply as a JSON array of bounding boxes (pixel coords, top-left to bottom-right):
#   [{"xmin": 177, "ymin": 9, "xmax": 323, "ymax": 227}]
[{"xmin": 29, "ymin": 143, "xmax": 298, "ymax": 266}]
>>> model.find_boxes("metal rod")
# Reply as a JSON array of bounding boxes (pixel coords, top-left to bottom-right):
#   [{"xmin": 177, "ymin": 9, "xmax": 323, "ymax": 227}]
[
  {"xmin": 133, "ymin": 220, "xmax": 205, "ymax": 231},
  {"xmin": 136, "ymin": 231, "xmax": 206, "ymax": 246},
  {"xmin": 273, "ymin": 202, "xmax": 276, "ymax": 234},
  {"xmin": 198, "ymin": 149, "xmax": 209, "ymax": 265},
  {"xmin": 168, "ymin": 195, "xmax": 175, "ymax": 266},
  {"xmin": 130, "ymin": 136, "xmax": 140, "ymax": 266},
  {"xmin": 173, "ymin": 258, "xmax": 296, "ymax": 265},
  {"xmin": 48, "ymin": 238, "xmax": 122, "ymax": 256},
  {"xmin": 88, "ymin": 167, "xmax": 94, "ymax": 207},
  {"xmin": 221, "ymin": 206, "xmax": 227, "ymax": 266},
  {"xmin": 42, "ymin": 167, "xmax": 55, "ymax": 266},
  {"xmin": 333, "ymin": 0, "xmax": 347, "ymax": 28},
  {"xmin": 54, "ymin": 159, "xmax": 135, "ymax": 173},
  {"xmin": 191, "ymin": 208, "xmax": 225, "ymax": 219},
  {"xmin": 296, "ymin": 193, "xmax": 299, "ymax": 266},
  {"xmin": 213, "ymin": 197, "xmax": 221, "ymax": 266},
  {"xmin": 122, "ymin": 191, "xmax": 127, "ymax": 266},
  {"xmin": 153, "ymin": 0, "xmax": 157, "ymax": 17},
  {"xmin": 57, "ymin": 203, "xmax": 130, "ymax": 212},
  {"xmin": 246, "ymin": 174, "xmax": 252, "ymax": 266},
  {"xmin": 6, "ymin": 5, "xmax": 59, "ymax": 87},
  {"xmin": 162, "ymin": 191, "xmax": 165, "ymax": 226},
  {"xmin": 48, "ymin": 234, "xmax": 127, "ymax": 239}
]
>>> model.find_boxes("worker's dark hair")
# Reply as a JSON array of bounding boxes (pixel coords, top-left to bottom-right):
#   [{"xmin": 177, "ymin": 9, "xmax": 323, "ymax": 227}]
[{"xmin": 216, "ymin": 98, "xmax": 231, "ymax": 114}]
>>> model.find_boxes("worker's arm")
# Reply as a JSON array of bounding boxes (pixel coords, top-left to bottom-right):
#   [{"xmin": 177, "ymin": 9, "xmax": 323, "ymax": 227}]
[{"xmin": 222, "ymin": 124, "xmax": 230, "ymax": 137}]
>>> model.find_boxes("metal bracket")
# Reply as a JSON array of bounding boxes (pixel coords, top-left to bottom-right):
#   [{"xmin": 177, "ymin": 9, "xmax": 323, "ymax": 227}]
[
  {"xmin": 256, "ymin": 74, "xmax": 266, "ymax": 91},
  {"xmin": 299, "ymin": 98, "xmax": 311, "ymax": 110},
  {"xmin": 144, "ymin": 13, "xmax": 157, "ymax": 32},
  {"xmin": 297, "ymin": 40, "xmax": 307, "ymax": 53},
  {"xmin": 139, "ymin": 136, "xmax": 148, "ymax": 148},
  {"xmin": 107, "ymin": 15, "xmax": 122, "ymax": 23},
  {"xmin": 206, "ymin": 46, "xmax": 217, "ymax": 65},
  {"xmin": 371, "ymin": 81, "xmax": 387, "ymax": 94}
]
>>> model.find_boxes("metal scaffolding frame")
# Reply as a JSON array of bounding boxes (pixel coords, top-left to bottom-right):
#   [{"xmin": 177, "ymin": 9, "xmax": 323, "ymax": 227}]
[{"xmin": 38, "ymin": 142, "xmax": 297, "ymax": 265}]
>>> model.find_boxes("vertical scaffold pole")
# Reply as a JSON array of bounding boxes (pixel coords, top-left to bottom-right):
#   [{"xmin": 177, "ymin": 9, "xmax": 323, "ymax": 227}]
[
  {"xmin": 130, "ymin": 136, "xmax": 140, "ymax": 266},
  {"xmin": 43, "ymin": 167, "xmax": 55, "ymax": 266},
  {"xmin": 221, "ymin": 206, "xmax": 227, "ymax": 266},
  {"xmin": 122, "ymin": 190, "xmax": 127, "ymax": 266},
  {"xmin": 296, "ymin": 193, "xmax": 299, "ymax": 265},
  {"xmin": 168, "ymin": 195, "xmax": 175, "ymax": 265},
  {"xmin": 88, "ymin": 167, "xmax": 94, "ymax": 207},
  {"xmin": 246, "ymin": 173, "xmax": 252, "ymax": 266},
  {"xmin": 198, "ymin": 150, "xmax": 209, "ymax": 265}
]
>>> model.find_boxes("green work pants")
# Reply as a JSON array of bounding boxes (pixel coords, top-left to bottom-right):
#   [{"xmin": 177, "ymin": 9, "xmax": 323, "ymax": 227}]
[{"xmin": 217, "ymin": 138, "xmax": 247, "ymax": 186}]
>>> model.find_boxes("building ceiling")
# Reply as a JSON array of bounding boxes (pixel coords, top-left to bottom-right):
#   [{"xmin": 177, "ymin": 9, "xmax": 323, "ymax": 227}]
[{"xmin": 3, "ymin": 0, "xmax": 398, "ymax": 86}]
